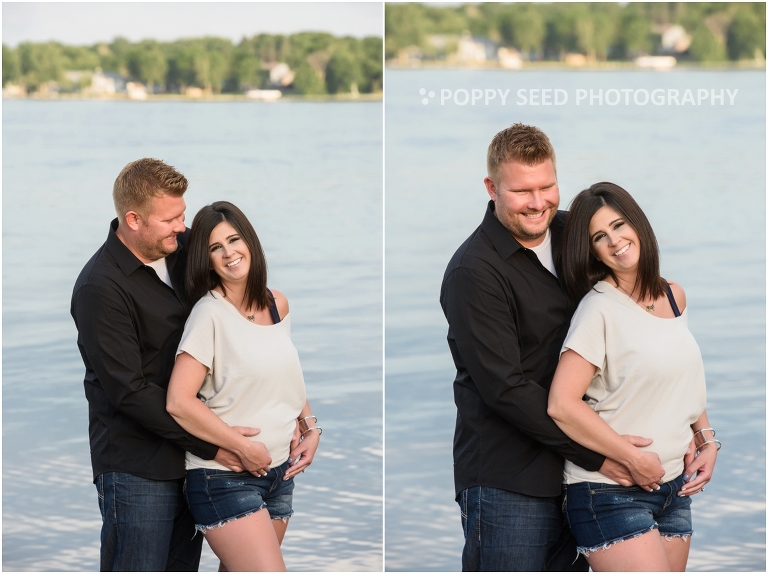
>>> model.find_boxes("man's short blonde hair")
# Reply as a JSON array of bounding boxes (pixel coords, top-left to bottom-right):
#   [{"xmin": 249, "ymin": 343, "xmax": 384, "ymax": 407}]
[
  {"xmin": 486, "ymin": 123, "xmax": 557, "ymax": 183},
  {"xmin": 113, "ymin": 158, "xmax": 188, "ymax": 221}
]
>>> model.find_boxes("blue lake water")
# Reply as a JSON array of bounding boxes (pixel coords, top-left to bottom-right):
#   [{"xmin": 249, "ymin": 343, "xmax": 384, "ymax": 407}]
[
  {"xmin": 385, "ymin": 69, "xmax": 766, "ymax": 571},
  {"xmin": 2, "ymin": 100, "xmax": 383, "ymax": 571}
]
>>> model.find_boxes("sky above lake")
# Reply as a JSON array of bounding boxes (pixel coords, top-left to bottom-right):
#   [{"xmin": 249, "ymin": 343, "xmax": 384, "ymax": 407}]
[{"xmin": 2, "ymin": 2, "xmax": 383, "ymax": 47}]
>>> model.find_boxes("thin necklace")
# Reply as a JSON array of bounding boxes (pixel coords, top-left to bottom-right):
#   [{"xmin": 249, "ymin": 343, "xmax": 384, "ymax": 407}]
[
  {"xmin": 616, "ymin": 283, "xmax": 655, "ymax": 313},
  {"xmin": 222, "ymin": 292, "xmax": 255, "ymax": 322}
]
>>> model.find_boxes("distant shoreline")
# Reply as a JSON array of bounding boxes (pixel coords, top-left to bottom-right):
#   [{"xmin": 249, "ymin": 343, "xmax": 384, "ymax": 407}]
[
  {"xmin": 3, "ymin": 92, "xmax": 383, "ymax": 102},
  {"xmin": 386, "ymin": 61, "xmax": 766, "ymax": 72}
]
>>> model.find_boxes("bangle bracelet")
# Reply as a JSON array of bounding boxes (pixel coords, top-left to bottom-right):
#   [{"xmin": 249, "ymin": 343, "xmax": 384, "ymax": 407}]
[
  {"xmin": 301, "ymin": 426, "xmax": 323, "ymax": 437},
  {"xmin": 697, "ymin": 439, "xmax": 721, "ymax": 453},
  {"xmin": 297, "ymin": 416, "xmax": 317, "ymax": 433},
  {"xmin": 694, "ymin": 427, "xmax": 716, "ymax": 439}
]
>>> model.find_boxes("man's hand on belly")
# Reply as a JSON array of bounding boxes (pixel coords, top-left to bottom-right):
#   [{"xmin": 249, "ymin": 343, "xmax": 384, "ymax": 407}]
[
  {"xmin": 215, "ymin": 448, "xmax": 245, "ymax": 472},
  {"xmin": 212, "ymin": 426, "xmax": 265, "ymax": 474},
  {"xmin": 598, "ymin": 434, "xmax": 658, "ymax": 488}
]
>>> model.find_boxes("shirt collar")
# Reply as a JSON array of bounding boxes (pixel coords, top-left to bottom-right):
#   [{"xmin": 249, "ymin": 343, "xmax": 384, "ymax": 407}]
[
  {"xmin": 105, "ymin": 218, "xmax": 182, "ymax": 277},
  {"xmin": 480, "ymin": 200, "xmax": 524, "ymax": 261},
  {"xmin": 480, "ymin": 200, "xmax": 566, "ymax": 261}
]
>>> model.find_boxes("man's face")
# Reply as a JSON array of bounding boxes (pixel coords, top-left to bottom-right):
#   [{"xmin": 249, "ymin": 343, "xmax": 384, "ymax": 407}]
[
  {"xmin": 134, "ymin": 194, "xmax": 187, "ymax": 261},
  {"xmin": 484, "ymin": 159, "xmax": 559, "ymax": 248}
]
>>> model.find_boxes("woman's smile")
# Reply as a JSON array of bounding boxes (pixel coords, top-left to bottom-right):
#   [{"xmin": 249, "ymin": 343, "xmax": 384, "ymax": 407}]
[
  {"xmin": 613, "ymin": 243, "xmax": 631, "ymax": 257},
  {"xmin": 208, "ymin": 221, "xmax": 251, "ymax": 282},
  {"xmin": 589, "ymin": 206, "xmax": 641, "ymax": 274}
]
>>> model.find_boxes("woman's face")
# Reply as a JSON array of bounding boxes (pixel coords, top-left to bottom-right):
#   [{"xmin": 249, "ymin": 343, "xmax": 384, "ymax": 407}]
[
  {"xmin": 208, "ymin": 220, "xmax": 251, "ymax": 285},
  {"xmin": 588, "ymin": 205, "xmax": 641, "ymax": 276}
]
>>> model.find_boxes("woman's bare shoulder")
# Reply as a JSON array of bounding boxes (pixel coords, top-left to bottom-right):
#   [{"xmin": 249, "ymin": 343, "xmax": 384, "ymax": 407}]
[{"xmin": 270, "ymin": 289, "xmax": 290, "ymax": 320}]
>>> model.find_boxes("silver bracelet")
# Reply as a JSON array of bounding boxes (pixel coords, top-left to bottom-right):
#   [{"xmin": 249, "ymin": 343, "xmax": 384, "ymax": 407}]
[
  {"xmin": 301, "ymin": 426, "xmax": 323, "ymax": 437},
  {"xmin": 697, "ymin": 439, "xmax": 722, "ymax": 453},
  {"xmin": 694, "ymin": 427, "xmax": 716, "ymax": 439},
  {"xmin": 299, "ymin": 416, "xmax": 318, "ymax": 426}
]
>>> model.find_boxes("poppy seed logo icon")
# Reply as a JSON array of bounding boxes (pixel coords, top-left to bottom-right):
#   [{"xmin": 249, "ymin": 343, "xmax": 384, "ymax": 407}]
[{"xmin": 419, "ymin": 88, "xmax": 435, "ymax": 105}]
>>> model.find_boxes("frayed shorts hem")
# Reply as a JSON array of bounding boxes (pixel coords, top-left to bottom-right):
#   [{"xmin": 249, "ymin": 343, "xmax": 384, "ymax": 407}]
[
  {"xmin": 577, "ymin": 525, "xmax": 695, "ymax": 557},
  {"xmin": 185, "ymin": 461, "xmax": 295, "ymax": 532},
  {"xmin": 195, "ymin": 504, "xmax": 294, "ymax": 533}
]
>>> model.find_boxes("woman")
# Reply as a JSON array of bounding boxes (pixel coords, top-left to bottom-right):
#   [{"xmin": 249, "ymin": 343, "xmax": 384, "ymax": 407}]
[
  {"xmin": 166, "ymin": 201, "xmax": 320, "ymax": 571},
  {"xmin": 547, "ymin": 183, "xmax": 718, "ymax": 572}
]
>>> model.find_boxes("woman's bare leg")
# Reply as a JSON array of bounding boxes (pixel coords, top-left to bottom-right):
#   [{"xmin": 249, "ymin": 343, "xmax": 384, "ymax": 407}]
[
  {"xmin": 216, "ymin": 517, "xmax": 290, "ymax": 570},
  {"xmin": 661, "ymin": 535, "xmax": 691, "ymax": 571},
  {"xmin": 204, "ymin": 509, "xmax": 286, "ymax": 572},
  {"xmin": 587, "ymin": 530, "xmax": 671, "ymax": 572},
  {"xmin": 272, "ymin": 517, "xmax": 290, "ymax": 545}
]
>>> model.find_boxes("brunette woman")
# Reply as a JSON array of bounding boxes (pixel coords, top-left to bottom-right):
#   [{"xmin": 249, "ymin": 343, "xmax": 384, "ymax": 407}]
[
  {"xmin": 166, "ymin": 201, "xmax": 320, "ymax": 571},
  {"xmin": 547, "ymin": 183, "xmax": 718, "ymax": 572}
]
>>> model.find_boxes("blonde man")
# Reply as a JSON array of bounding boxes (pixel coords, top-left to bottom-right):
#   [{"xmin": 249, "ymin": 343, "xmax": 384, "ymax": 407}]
[
  {"xmin": 440, "ymin": 124, "xmax": 651, "ymax": 571},
  {"xmin": 71, "ymin": 159, "xmax": 254, "ymax": 571}
]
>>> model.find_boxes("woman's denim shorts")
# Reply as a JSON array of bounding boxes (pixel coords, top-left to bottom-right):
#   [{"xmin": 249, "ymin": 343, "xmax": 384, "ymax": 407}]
[
  {"xmin": 563, "ymin": 473, "xmax": 693, "ymax": 557},
  {"xmin": 184, "ymin": 459, "xmax": 294, "ymax": 533}
]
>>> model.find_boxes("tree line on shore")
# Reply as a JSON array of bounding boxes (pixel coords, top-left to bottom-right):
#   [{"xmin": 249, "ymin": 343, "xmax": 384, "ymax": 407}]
[
  {"xmin": 2, "ymin": 32, "xmax": 383, "ymax": 95},
  {"xmin": 385, "ymin": 2, "xmax": 765, "ymax": 63}
]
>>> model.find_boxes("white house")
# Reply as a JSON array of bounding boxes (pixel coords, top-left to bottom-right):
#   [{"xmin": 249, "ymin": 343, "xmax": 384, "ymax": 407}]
[
  {"xmin": 90, "ymin": 68, "xmax": 127, "ymax": 95},
  {"xmin": 456, "ymin": 33, "xmax": 497, "ymax": 63},
  {"xmin": 268, "ymin": 63, "xmax": 295, "ymax": 87},
  {"xmin": 661, "ymin": 25, "xmax": 692, "ymax": 54}
]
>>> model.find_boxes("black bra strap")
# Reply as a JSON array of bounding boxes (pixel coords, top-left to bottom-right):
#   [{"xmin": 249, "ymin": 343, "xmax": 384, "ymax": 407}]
[
  {"xmin": 266, "ymin": 288, "xmax": 281, "ymax": 324},
  {"xmin": 663, "ymin": 282, "xmax": 681, "ymax": 317}
]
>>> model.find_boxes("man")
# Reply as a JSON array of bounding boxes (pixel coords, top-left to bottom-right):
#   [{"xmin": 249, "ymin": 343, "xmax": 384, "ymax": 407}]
[
  {"xmin": 71, "ymin": 159, "xmax": 264, "ymax": 571},
  {"xmin": 440, "ymin": 124, "xmax": 647, "ymax": 571}
]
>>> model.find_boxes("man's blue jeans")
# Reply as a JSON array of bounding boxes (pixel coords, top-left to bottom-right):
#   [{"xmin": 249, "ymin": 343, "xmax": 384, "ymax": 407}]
[
  {"xmin": 96, "ymin": 472, "xmax": 203, "ymax": 572},
  {"xmin": 458, "ymin": 486, "xmax": 588, "ymax": 572}
]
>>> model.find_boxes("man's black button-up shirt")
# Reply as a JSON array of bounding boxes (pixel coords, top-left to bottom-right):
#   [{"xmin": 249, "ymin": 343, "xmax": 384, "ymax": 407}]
[
  {"xmin": 71, "ymin": 219, "xmax": 219, "ymax": 482},
  {"xmin": 440, "ymin": 202, "xmax": 606, "ymax": 498}
]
